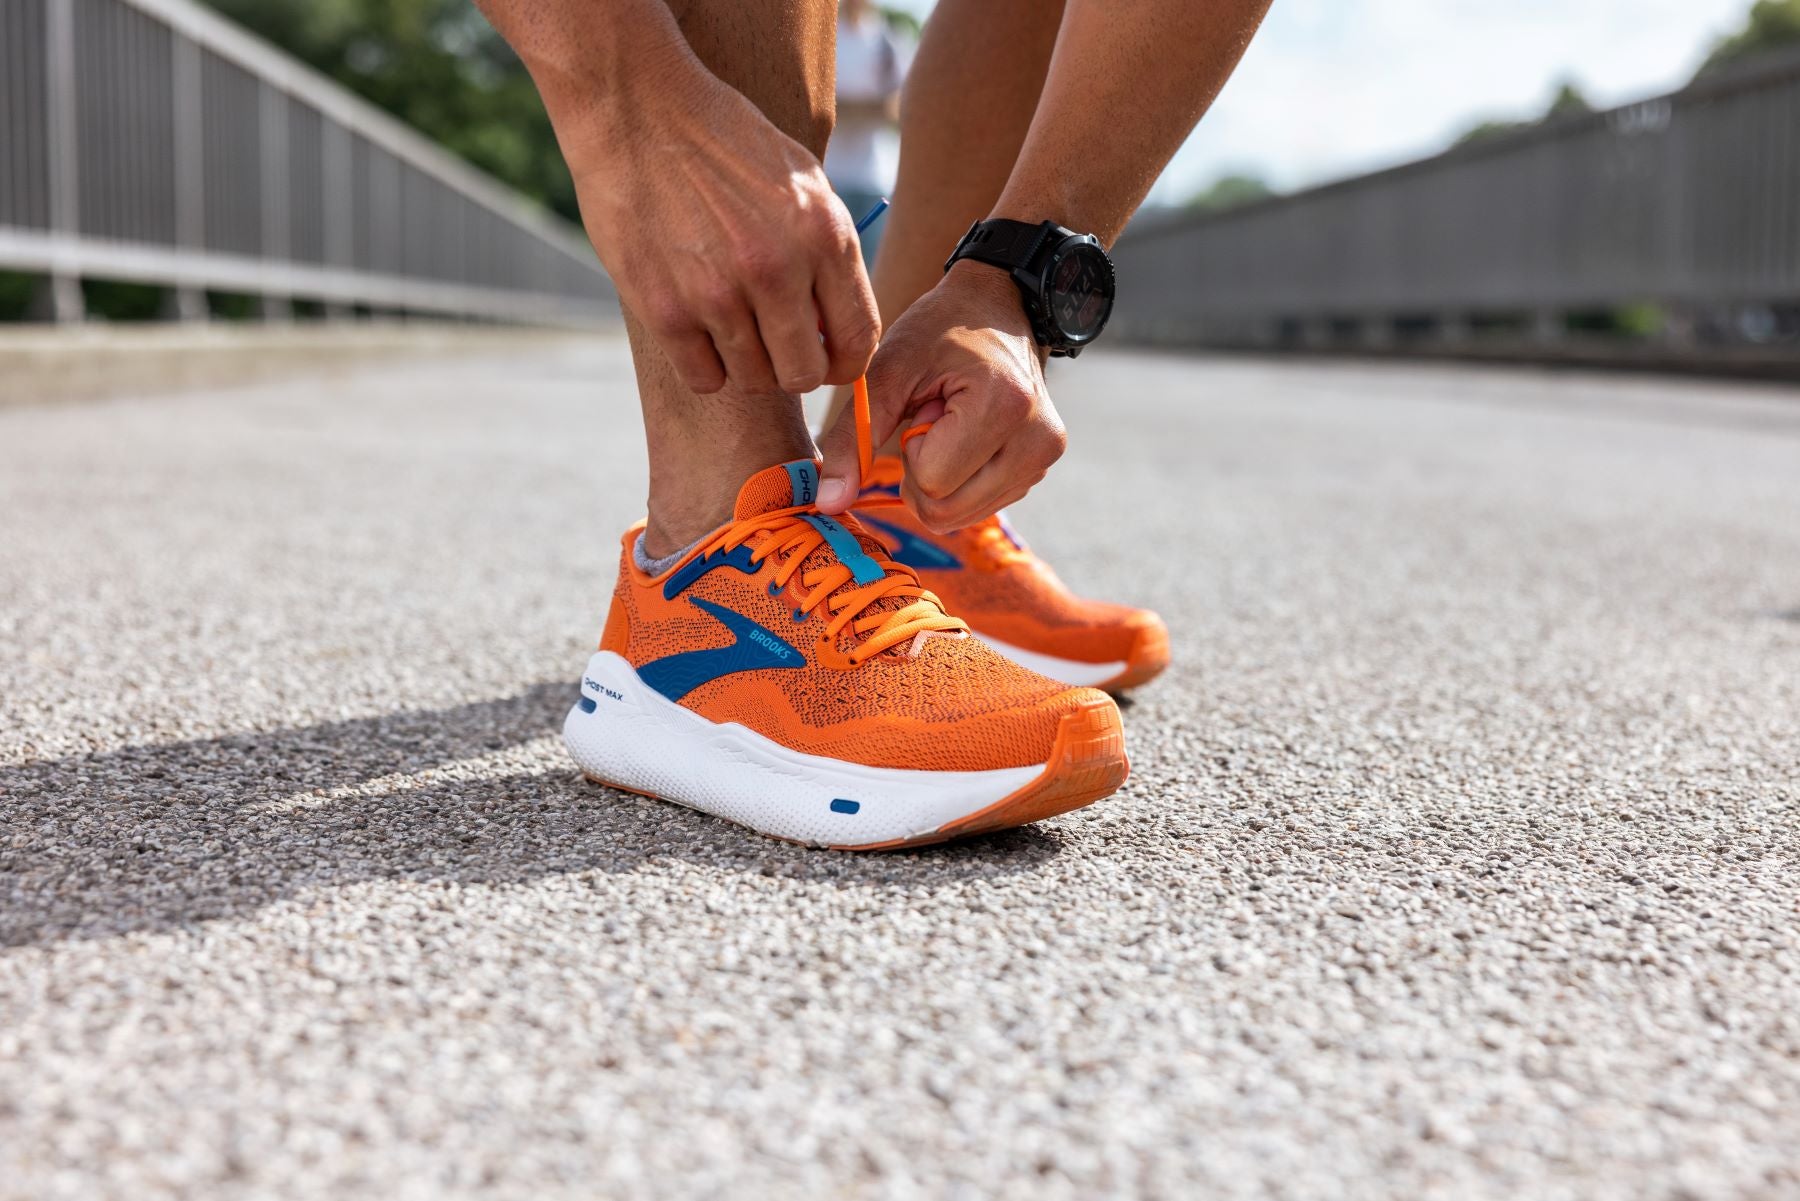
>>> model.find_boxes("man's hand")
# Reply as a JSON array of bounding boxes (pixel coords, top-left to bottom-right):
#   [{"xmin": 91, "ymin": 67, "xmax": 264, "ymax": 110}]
[
  {"xmin": 816, "ymin": 262, "xmax": 1066, "ymax": 528},
  {"xmin": 558, "ymin": 57, "xmax": 879, "ymax": 396}
]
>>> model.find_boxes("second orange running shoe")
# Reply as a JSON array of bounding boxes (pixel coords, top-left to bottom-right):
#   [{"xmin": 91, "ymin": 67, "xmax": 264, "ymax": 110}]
[{"xmin": 853, "ymin": 456, "xmax": 1170, "ymax": 693}]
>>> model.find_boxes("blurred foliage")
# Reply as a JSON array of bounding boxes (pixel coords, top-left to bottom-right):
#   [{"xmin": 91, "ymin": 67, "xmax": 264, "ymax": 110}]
[
  {"xmin": 1614, "ymin": 302, "xmax": 1666, "ymax": 339},
  {"xmin": 0, "ymin": 271, "xmax": 39, "ymax": 321},
  {"xmin": 1456, "ymin": 81, "xmax": 1592, "ymax": 147},
  {"xmin": 1700, "ymin": 0, "xmax": 1800, "ymax": 74},
  {"xmin": 83, "ymin": 279, "xmax": 167, "ymax": 321},
  {"xmin": 207, "ymin": 291, "xmax": 262, "ymax": 321},
  {"xmin": 1185, "ymin": 173, "xmax": 1275, "ymax": 213},
  {"xmin": 0, "ymin": 270, "xmax": 187, "ymax": 323},
  {"xmin": 201, "ymin": 0, "xmax": 578, "ymax": 223},
  {"xmin": 878, "ymin": 5, "xmax": 922, "ymax": 37}
]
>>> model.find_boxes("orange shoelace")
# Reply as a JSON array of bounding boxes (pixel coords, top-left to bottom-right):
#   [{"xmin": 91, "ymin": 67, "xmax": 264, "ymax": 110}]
[
  {"xmin": 689, "ymin": 376, "xmax": 965, "ymax": 665},
  {"xmin": 966, "ymin": 515, "xmax": 1033, "ymax": 568}
]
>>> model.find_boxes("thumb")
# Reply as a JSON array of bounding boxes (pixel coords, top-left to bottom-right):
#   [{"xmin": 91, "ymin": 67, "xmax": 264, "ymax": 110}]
[{"xmin": 816, "ymin": 359, "xmax": 906, "ymax": 514}]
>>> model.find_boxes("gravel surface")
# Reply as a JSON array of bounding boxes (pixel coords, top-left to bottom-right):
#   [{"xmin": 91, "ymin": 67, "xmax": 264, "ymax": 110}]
[{"xmin": 3, "ymin": 339, "xmax": 1799, "ymax": 1200}]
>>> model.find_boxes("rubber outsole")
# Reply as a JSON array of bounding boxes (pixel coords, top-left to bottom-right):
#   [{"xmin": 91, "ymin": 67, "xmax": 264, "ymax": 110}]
[
  {"xmin": 580, "ymin": 695, "xmax": 1128, "ymax": 852},
  {"xmin": 1097, "ymin": 619, "xmax": 1172, "ymax": 694}
]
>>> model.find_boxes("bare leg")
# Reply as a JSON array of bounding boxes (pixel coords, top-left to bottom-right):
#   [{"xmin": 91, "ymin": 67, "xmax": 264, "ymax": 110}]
[
  {"xmin": 823, "ymin": 0, "xmax": 1064, "ymax": 435},
  {"xmin": 633, "ymin": 0, "xmax": 837, "ymax": 557}
]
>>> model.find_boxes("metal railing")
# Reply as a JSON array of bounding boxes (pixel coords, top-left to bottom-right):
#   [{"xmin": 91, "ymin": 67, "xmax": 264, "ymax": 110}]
[
  {"xmin": 1111, "ymin": 47, "xmax": 1800, "ymax": 355},
  {"xmin": 0, "ymin": 0, "xmax": 615, "ymax": 323}
]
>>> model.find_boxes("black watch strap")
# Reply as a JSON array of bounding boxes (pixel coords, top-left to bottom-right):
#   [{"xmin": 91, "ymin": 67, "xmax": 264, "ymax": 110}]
[{"xmin": 944, "ymin": 219, "xmax": 1056, "ymax": 274}]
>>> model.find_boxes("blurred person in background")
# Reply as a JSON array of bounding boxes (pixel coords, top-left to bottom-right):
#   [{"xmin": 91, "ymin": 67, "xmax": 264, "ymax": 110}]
[
  {"xmin": 826, "ymin": 0, "xmax": 910, "ymax": 266},
  {"xmin": 477, "ymin": 0, "xmax": 1270, "ymax": 848}
]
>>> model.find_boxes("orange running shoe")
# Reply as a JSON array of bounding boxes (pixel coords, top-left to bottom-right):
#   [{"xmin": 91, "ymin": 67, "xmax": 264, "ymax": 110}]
[
  {"xmin": 853, "ymin": 456, "xmax": 1170, "ymax": 692},
  {"xmin": 563, "ymin": 459, "xmax": 1129, "ymax": 849}
]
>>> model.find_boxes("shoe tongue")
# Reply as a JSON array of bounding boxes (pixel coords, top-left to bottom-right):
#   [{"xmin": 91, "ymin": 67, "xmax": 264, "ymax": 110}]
[
  {"xmin": 731, "ymin": 459, "xmax": 915, "ymax": 650},
  {"xmin": 734, "ymin": 459, "xmax": 821, "ymax": 519}
]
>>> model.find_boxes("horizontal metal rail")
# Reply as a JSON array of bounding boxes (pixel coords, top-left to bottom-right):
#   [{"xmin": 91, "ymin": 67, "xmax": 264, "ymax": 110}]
[
  {"xmin": 1111, "ymin": 47, "xmax": 1800, "ymax": 355},
  {"xmin": 0, "ymin": 0, "xmax": 615, "ymax": 323}
]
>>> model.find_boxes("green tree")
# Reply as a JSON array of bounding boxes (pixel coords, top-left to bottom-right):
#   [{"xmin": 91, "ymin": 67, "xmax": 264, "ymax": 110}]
[
  {"xmin": 201, "ymin": 0, "xmax": 578, "ymax": 222},
  {"xmin": 1699, "ymin": 0, "xmax": 1800, "ymax": 75},
  {"xmin": 1456, "ymin": 80, "xmax": 1591, "ymax": 147},
  {"xmin": 1185, "ymin": 173, "xmax": 1275, "ymax": 213}
]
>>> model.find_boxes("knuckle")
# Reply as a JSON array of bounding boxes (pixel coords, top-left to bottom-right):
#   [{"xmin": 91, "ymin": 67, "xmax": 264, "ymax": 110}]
[
  {"xmin": 643, "ymin": 293, "xmax": 691, "ymax": 337},
  {"xmin": 734, "ymin": 246, "xmax": 790, "ymax": 292},
  {"xmin": 693, "ymin": 280, "xmax": 738, "ymax": 322},
  {"xmin": 1002, "ymin": 388, "xmax": 1035, "ymax": 422},
  {"xmin": 779, "ymin": 363, "xmax": 826, "ymax": 394},
  {"xmin": 908, "ymin": 464, "xmax": 953, "ymax": 501},
  {"xmin": 913, "ymin": 496, "xmax": 955, "ymax": 533},
  {"xmin": 831, "ymin": 299, "xmax": 880, "ymax": 357},
  {"xmin": 809, "ymin": 198, "xmax": 855, "ymax": 250}
]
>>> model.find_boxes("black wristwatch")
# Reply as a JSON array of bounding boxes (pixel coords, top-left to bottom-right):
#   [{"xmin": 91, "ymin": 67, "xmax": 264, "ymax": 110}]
[{"xmin": 944, "ymin": 218, "xmax": 1115, "ymax": 357}]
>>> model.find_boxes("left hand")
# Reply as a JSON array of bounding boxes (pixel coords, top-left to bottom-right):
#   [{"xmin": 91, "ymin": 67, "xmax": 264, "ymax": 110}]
[{"xmin": 816, "ymin": 262, "xmax": 1068, "ymax": 532}]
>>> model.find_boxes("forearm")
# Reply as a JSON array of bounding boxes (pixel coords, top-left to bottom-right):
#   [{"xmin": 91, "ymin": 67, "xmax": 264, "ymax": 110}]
[
  {"xmin": 473, "ymin": 0, "xmax": 705, "ymax": 167},
  {"xmin": 992, "ymin": 0, "xmax": 1272, "ymax": 243}
]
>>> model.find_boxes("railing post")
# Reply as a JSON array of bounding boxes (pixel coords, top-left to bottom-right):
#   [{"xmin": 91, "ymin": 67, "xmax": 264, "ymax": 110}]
[
  {"xmin": 321, "ymin": 119, "xmax": 354, "ymax": 319},
  {"xmin": 168, "ymin": 32, "xmax": 207, "ymax": 321},
  {"xmin": 41, "ymin": 0, "xmax": 83, "ymax": 323},
  {"xmin": 1360, "ymin": 314, "xmax": 1395, "ymax": 351},
  {"xmin": 259, "ymin": 81, "xmax": 292, "ymax": 321},
  {"xmin": 1439, "ymin": 312, "xmax": 1473, "ymax": 346}
]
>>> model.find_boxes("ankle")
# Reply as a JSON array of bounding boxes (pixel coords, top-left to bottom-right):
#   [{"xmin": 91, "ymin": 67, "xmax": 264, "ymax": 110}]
[
  {"xmin": 640, "ymin": 394, "xmax": 817, "ymax": 558},
  {"xmin": 642, "ymin": 493, "xmax": 732, "ymax": 561},
  {"xmin": 642, "ymin": 445, "xmax": 813, "ymax": 556}
]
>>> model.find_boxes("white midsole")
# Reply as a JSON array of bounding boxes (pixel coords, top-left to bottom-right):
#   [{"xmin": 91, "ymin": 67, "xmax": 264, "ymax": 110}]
[
  {"xmin": 563, "ymin": 651, "xmax": 1042, "ymax": 847},
  {"xmin": 972, "ymin": 634, "xmax": 1126, "ymax": 689}
]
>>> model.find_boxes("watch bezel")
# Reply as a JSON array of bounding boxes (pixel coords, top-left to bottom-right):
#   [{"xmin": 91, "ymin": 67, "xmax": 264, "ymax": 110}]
[{"xmin": 1036, "ymin": 236, "xmax": 1116, "ymax": 353}]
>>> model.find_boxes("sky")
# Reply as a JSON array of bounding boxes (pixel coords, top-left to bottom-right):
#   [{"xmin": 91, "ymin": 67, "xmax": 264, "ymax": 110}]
[{"xmin": 891, "ymin": 0, "xmax": 1754, "ymax": 205}]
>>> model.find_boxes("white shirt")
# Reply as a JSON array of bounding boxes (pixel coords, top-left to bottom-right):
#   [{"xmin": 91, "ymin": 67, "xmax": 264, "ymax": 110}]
[{"xmin": 826, "ymin": 13, "xmax": 910, "ymax": 193}]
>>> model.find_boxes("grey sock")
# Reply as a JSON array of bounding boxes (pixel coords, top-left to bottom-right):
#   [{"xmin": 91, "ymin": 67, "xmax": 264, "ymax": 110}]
[{"xmin": 634, "ymin": 532, "xmax": 702, "ymax": 577}]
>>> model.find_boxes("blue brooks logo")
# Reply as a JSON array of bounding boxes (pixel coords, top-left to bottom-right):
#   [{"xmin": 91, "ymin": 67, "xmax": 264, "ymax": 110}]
[{"xmin": 637, "ymin": 596, "xmax": 804, "ymax": 702}]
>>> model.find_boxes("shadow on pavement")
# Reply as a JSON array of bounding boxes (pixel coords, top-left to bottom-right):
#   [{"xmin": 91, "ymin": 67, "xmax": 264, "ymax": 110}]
[{"xmin": 0, "ymin": 685, "xmax": 1067, "ymax": 948}]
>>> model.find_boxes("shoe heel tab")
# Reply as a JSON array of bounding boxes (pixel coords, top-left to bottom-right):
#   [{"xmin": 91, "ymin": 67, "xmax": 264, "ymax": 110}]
[{"xmin": 618, "ymin": 520, "xmax": 656, "ymax": 585}]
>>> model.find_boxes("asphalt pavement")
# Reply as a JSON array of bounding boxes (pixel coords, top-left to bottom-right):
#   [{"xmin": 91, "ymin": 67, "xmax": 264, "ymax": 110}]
[{"xmin": 3, "ymin": 336, "xmax": 1799, "ymax": 1200}]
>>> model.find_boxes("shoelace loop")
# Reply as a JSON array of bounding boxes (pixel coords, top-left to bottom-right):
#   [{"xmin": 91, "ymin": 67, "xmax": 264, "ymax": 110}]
[{"xmin": 702, "ymin": 508, "xmax": 965, "ymax": 665}]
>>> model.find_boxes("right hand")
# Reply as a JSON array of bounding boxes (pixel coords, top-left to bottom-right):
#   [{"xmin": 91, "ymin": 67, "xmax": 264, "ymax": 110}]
[{"xmin": 559, "ymin": 68, "xmax": 880, "ymax": 396}]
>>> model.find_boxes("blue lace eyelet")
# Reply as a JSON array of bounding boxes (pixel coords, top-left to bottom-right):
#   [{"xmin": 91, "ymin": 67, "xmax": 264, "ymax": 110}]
[
  {"xmin": 767, "ymin": 581, "xmax": 782, "ymax": 597},
  {"xmin": 792, "ymin": 609, "xmax": 807, "ymax": 623}
]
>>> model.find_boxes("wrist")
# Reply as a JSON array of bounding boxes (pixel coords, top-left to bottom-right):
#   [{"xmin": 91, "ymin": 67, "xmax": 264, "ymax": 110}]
[
  {"xmin": 987, "ymin": 182, "xmax": 1121, "ymax": 254},
  {"xmin": 942, "ymin": 261, "xmax": 1048, "ymax": 364},
  {"xmin": 944, "ymin": 259, "xmax": 1025, "ymax": 321}
]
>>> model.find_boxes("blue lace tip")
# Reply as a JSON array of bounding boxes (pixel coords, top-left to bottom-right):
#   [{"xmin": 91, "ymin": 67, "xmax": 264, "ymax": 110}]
[{"xmin": 854, "ymin": 198, "xmax": 890, "ymax": 235}]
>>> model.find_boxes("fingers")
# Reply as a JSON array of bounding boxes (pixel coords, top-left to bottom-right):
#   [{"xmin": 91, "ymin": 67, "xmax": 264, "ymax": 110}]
[
  {"xmin": 662, "ymin": 285, "xmax": 827, "ymax": 398},
  {"xmin": 754, "ymin": 292, "xmax": 830, "ymax": 395},
  {"xmin": 814, "ymin": 390, "xmax": 875, "ymax": 513},
  {"xmin": 706, "ymin": 302, "xmax": 782, "ymax": 397},
  {"xmin": 644, "ymin": 290, "xmax": 778, "ymax": 396},
  {"xmin": 662, "ymin": 229, "xmax": 868, "ymax": 398},
  {"xmin": 902, "ymin": 386, "xmax": 1066, "ymax": 532},
  {"xmin": 659, "ymin": 327, "xmax": 729, "ymax": 395},
  {"xmin": 814, "ymin": 228, "xmax": 882, "ymax": 385}
]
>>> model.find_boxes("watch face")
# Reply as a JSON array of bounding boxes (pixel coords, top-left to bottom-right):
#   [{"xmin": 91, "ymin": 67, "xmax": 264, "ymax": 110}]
[{"xmin": 1046, "ymin": 241, "xmax": 1114, "ymax": 344}]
